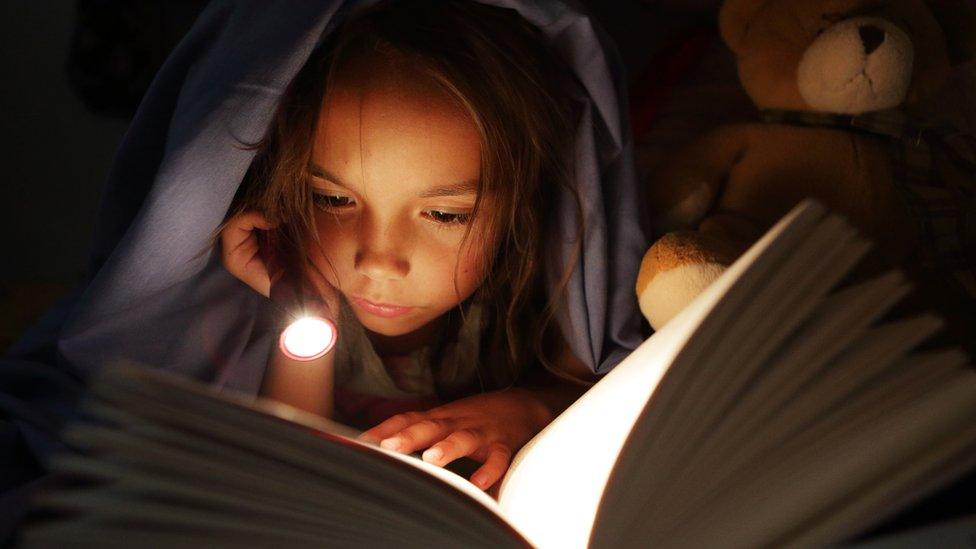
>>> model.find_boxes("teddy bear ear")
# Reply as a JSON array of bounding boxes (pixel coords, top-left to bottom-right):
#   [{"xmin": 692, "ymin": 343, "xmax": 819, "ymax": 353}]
[
  {"xmin": 927, "ymin": 0, "xmax": 976, "ymax": 66},
  {"xmin": 718, "ymin": 0, "xmax": 773, "ymax": 52}
]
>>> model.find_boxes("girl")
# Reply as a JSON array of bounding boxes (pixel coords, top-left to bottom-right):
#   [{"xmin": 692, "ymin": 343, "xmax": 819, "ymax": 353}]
[
  {"xmin": 0, "ymin": 0, "xmax": 645, "ymax": 516},
  {"xmin": 220, "ymin": 0, "xmax": 607, "ymax": 491}
]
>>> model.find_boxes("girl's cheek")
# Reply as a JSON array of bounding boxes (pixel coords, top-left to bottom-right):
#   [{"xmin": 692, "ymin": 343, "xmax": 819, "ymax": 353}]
[
  {"xmin": 309, "ymin": 215, "xmax": 349, "ymax": 288},
  {"xmin": 306, "ymin": 245, "xmax": 341, "ymax": 290},
  {"xmin": 461, "ymin": 228, "xmax": 493, "ymax": 276},
  {"xmin": 454, "ymin": 244, "xmax": 490, "ymax": 292}
]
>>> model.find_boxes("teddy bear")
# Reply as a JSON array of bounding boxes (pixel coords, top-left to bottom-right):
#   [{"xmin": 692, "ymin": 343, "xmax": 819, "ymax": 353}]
[{"xmin": 636, "ymin": 0, "xmax": 976, "ymax": 344}]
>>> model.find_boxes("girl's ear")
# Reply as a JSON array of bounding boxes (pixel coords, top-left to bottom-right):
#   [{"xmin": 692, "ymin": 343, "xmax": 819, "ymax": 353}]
[
  {"xmin": 718, "ymin": 0, "xmax": 774, "ymax": 53},
  {"xmin": 927, "ymin": 0, "xmax": 976, "ymax": 66}
]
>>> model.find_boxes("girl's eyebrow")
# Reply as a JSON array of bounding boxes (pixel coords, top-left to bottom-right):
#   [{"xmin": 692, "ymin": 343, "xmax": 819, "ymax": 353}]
[
  {"xmin": 310, "ymin": 163, "xmax": 477, "ymax": 198},
  {"xmin": 309, "ymin": 164, "xmax": 347, "ymax": 187},
  {"xmin": 418, "ymin": 180, "xmax": 478, "ymax": 198}
]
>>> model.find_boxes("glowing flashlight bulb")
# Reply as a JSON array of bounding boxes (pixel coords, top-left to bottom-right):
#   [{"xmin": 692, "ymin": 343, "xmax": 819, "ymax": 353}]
[{"xmin": 279, "ymin": 316, "xmax": 337, "ymax": 361}]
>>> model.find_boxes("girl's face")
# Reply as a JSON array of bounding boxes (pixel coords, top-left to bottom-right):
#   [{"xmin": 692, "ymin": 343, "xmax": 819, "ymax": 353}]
[{"xmin": 308, "ymin": 60, "xmax": 492, "ymax": 338}]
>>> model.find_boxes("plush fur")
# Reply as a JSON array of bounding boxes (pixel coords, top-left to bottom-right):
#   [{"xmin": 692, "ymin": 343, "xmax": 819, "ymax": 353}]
[{"xmin": 637, "ymin": 0, "xmax": 976, "ymax": 331}]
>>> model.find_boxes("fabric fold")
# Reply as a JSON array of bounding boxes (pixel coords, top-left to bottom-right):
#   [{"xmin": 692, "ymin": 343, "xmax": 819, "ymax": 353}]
[{"xmin": 2, "ymin": 1, "xmax": 648, "ymax": 509}]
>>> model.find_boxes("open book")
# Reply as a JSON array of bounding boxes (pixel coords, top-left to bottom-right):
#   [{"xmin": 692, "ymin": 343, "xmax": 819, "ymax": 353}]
[{"xmin": 18, "ymin": 200, "xmax": 976, "ymax": 548}]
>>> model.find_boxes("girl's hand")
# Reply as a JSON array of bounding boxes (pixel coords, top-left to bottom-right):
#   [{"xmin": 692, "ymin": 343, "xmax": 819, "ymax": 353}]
[
  {"xmin": 358, "ymin": 388, "xmax": 554, "ymax": 491},
  {"xmin": 220, "ymin": 211, "xmax": 277, "ymax": 297}
]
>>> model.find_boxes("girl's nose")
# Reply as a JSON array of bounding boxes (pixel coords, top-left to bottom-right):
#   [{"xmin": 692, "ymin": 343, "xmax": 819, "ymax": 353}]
[{"xmin": 354, "ymin": 219, "xmax": 410, "ymax": 281}]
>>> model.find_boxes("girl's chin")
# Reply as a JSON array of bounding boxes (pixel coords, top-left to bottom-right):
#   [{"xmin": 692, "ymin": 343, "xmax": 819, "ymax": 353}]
[{"xmin": 352, "ymin": 309, "xmax": 424, "ymax": 337}]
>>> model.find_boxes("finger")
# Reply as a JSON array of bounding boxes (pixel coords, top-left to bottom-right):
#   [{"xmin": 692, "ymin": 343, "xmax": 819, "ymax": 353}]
[
  {"xmin": 422, "ymin": 428, "xmax": 481, "ymax": 467},
  {"xmin": 219, "ymin": 212, "xmax": 279, "ymax": 297},
  {"xmin": 220, "ymin": 221, "xmax": 262, "ymax": 268},
  {"xmin": 242, "ymin": 255, "xmax": 272, "ymax": 297},
  {"xmin": 358, "ymin": 412, "xmax": 425, "ymax": 444},
  {"xmin": 222, "ymin": 234, "xmax": 272, "ymax": 297},
  {"xmin": 222, "ymin": 211, "xmax": 276, "ymax": 249},
  {"xmin": 469, "ymin": 443, "xmax": 512, "ymax": 491},
  {"xmin": 381, "ymin": 417, "xmax": 455, "ymax": 454},
  {"xmin": 234, "ymin": 210, "xmax": 277, "ymax": 232}
]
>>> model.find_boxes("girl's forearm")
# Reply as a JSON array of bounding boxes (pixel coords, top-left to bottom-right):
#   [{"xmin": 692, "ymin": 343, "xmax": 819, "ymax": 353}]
[
  {"xmin": 521, "ymin": 325, "xmax": 602, "ymax": 419},
  {"xmin": 518, "ymin": 381, "xmax": 587, "ymax": 421},
  {"xmin": 260, "ymin": 347, "xmax": 335, "ymax": 418}
]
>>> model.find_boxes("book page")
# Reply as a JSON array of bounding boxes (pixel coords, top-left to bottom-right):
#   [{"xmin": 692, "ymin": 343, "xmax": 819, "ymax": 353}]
[
  {"xmin": 583, "ymin": 201, "xmax": 976, "ymax": 547},
  {"xmin": 217, "ymin": 384, "xmax": 505, "ymax": 515},
  {"xmin": 24, "ymin": 364, "xmax": 530, "ymax": 548},
  {"xmin": 848, "ymin": 513, "xmax": 976, "ymax": 549},
  {"xmin": 662, "ymin": 368, "xmax": 976, "ymax": 548},
  {"xmin": 495, "ymin": 297, "xmax": 710, "ymax": 548},
  {"xmin": 124, "ymin": 363, "xmax": 505, "ymax": 513},
  {"xmin": 494, "ymin": 202, "xmax": 830, "ymax": 548}
]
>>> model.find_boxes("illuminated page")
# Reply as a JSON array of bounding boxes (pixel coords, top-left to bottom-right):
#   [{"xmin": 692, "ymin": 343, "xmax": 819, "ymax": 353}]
[
  {"xmin": 495, "ymin": 201, "xmax": 826, "ymax": 548},
  {"xmin": 494, "ymin": 303, "xmax": 702, "ymax": 548}
]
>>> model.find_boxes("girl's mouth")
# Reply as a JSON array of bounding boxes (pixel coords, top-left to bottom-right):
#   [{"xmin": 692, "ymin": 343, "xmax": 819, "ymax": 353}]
[{"xmin": 351, "ymin": 296, "xmax": 414, "ymax": 318}]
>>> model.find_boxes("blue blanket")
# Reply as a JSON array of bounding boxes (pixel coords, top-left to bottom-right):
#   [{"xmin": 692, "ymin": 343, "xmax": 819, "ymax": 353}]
[{"xmin": 1, "ymin": 0, "xmax": 648, "ymax": 534}]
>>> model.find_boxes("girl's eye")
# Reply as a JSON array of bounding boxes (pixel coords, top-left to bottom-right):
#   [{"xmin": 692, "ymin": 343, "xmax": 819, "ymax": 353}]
[
  {"xmin": 424, "ymin": 210, "xmax": 471, "ymax": 226},
  {"xmin": 312, "ymin": 192, "xmax": 355, "ymax": 211}
]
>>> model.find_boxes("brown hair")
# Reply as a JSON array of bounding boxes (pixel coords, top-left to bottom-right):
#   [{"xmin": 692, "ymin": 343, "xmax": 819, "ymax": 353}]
[{"xmin": 229, "ymin": 0, "xmax": 583, "ymax": 389}]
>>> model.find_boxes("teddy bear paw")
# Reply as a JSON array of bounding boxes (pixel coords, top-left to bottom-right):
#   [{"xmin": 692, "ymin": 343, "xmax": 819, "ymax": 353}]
[{"xmin": 638, "ymin": 262, "xmax": 726, "ymax": 330}]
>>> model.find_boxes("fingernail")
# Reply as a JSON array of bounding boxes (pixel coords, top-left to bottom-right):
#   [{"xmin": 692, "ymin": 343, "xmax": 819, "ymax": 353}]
[
  {"xmin": 380, "ymin": 438, "xmax": 401, "ymax": 452},
  {"xmin": 423, "ymin": 447, "xmax": 443, "ymax": 463},
  {"xmin": 471, "ymin": 474, "xmax": 486, "ymax": 488}
]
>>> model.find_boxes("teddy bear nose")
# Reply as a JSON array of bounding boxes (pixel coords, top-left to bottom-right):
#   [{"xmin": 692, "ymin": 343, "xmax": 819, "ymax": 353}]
[{"xmin": 858, "ymin": 24, "xmax": 886, "ymax": 54}]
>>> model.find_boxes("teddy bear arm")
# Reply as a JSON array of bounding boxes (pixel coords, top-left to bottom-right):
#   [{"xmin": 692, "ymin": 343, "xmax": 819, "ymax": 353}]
[
  {"xmin": 647, "ymin": 125, "xmax": 751, "ymax": 232},
  {"xmin": 696, "ymin": 210, "xmax": 765, "ymax": 254},
  {"xmin": 636, "ymin": 209, "xmax": 762, "ymax": 330}
]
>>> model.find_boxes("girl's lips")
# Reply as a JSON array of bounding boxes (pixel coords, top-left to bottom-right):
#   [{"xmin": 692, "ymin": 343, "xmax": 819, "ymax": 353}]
[{"xmin": 351, "ymin": 296, "xmax": 414, "ymax": 318}]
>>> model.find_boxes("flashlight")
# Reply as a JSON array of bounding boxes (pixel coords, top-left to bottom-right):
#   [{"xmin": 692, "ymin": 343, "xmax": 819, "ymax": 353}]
[
  {"xmin": 278, "ymin": 314, "xmax": 337, "ymax": 361},
  {"xmin": 260, "ymin": 229, "xmax": 338, "ymax": 361}
]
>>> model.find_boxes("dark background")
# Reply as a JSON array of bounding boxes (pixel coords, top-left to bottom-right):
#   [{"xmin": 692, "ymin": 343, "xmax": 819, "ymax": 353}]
[
  {"xmin": 1, "ymin": 0, "xmax": 204, "ymax": 349},
  {"xmin": 2, "ymin": 1, "xmax": 128, "ymax": 348}
]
